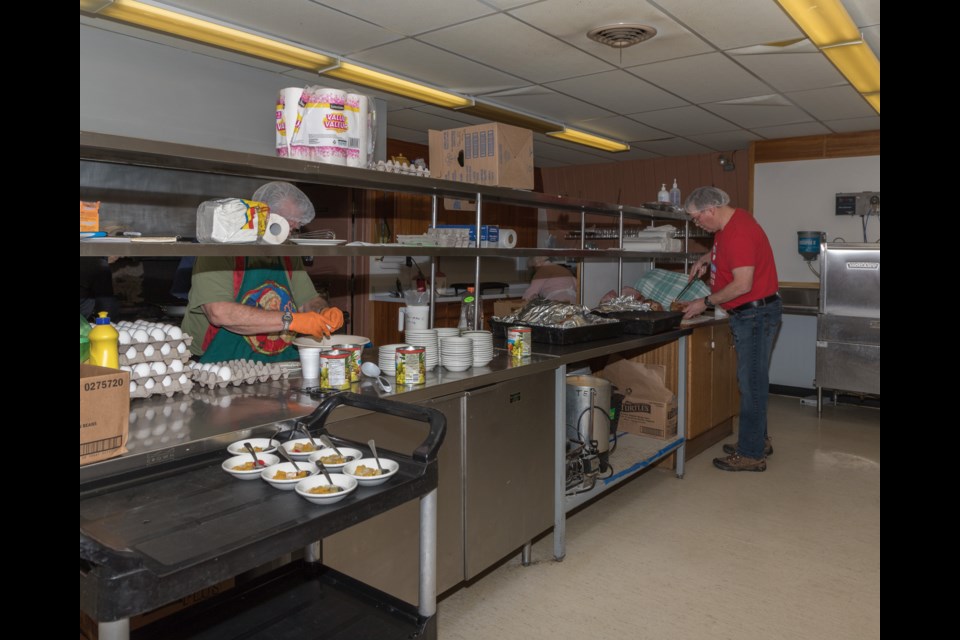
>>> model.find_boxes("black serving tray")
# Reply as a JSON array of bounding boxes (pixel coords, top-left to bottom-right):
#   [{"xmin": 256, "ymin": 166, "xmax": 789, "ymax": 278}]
[
  {"xmin": 489, "ymin": 319, "xmax": 622, "ymax": 345},
  {"xmin": 595, "ymin": 310, "xmax": 683, "ymax": 335}
]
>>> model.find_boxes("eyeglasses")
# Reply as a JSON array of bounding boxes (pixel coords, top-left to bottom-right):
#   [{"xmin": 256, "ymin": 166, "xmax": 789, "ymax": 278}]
[{"xmin": 687, "ymin": 206, "xmax": 714, "ymax": 220}]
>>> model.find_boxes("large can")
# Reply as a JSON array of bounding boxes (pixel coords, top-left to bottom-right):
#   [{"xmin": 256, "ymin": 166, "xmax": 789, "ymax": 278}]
[
  {"xmin": 507, "ymin": 326, "xmax": 532, "ymax": 362},
  {"xmin": 565, "ymin": 375, "xmax": 612, "ymax": 454},
  {"xmin": 320, "ymin": 350, "xmax": 352, "ymax": 390},
  {"xmin": 395, "ymin": 345, "xmax": 425, "ymax": 386},
  {"xmin": 337, "ymin": 343, "xmax": 363, "ymax": 382}
]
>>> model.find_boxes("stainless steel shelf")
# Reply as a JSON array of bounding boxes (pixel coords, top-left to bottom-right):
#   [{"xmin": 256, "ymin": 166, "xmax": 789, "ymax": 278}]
[
  {"xmin": 80, "ymin": 131, "xmax": 690, "ymax": 222},
  {"xmin": 78, "ymin": 240, "xmax": 702, "ymax": 261}
]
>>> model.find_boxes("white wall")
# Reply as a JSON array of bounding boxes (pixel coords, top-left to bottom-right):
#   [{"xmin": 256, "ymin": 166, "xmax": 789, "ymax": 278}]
[{"xmin": 754, "ymin": 156, "xmax": 880, "ymax": 283}]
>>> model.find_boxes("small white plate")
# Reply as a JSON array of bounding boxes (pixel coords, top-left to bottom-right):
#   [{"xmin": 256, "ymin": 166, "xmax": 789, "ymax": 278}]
[{"xmin": 289, "ymin": 238, "xmax": 346, "ymax": 246}]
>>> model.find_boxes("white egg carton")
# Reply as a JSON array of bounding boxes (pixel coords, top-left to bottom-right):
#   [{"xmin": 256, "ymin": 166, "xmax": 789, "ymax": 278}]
[
  {"xmin": 187, "ymin": 359, "xmax": 289, "ymax": 390},
  {"xmin": 116, "ymin": 319, "xmax": 195, "ymax": 366},
  {"xmin": 121, "ymin": 360, "xmax": 194, "ymax": 384},
  {"xmin": 129, "ymin": 377, "xmax": 195, "ymax": 399}
]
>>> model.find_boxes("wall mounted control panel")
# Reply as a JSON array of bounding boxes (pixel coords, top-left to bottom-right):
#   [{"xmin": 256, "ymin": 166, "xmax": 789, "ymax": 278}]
[{"xmin": 836, "ymin": 191, "xmax": 880, "ymax": 216}]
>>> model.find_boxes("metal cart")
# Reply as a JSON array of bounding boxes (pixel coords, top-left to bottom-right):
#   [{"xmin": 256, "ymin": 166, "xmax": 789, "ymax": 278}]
[{"xmin": 80, "ymin": 393, "xmax": 446, "ymax": 640}]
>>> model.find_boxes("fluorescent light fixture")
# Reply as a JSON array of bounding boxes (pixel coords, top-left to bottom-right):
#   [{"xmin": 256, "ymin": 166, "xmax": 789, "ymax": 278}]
[
  {"xmin": 547, "ymin": 128, "xmax": 630, "ymax": 153},
  {"xmin": 822, "ymin": 42, "xmax": 881, "ymax": 94},
  {"xmin": 775, "ymin": 0, "xmax": 860, "ymax": 47},
  {"xmin": 82, "ymin": 0, "xmax": 336, "ymax": 71},
  {"xmin": 325, "ymin": 62, "xmax": 473, "ymax": 109},
  {"xmin": 462, "ymin": 102, "xmax": 561, "ymax": 134},
  {"xmin": 863, "ymin": 93, "xmax": 880, "ymax": 113}
]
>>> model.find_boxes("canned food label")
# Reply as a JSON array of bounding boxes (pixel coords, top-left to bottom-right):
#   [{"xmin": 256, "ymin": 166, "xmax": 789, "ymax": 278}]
[
  {"xmin": 321, "ymin": 355, "xmax": 351, "ymax": 390},
  {"xmin": 338, "ymin": 344, "xmax": 362, "ymax": 382},
  {"xmin": 395, "ymin": 349, "xmax": 425, "ymax": 385}
]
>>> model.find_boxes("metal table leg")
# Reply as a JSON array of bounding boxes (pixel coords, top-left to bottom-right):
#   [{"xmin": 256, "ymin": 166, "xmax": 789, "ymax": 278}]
[
  {"xmin": 419, "ymin": 488, "xmax": 438, "ymax": 619},
  {"xmin": 553, "ymin": 364, "xmax": 567, "ymax": 562},
  {"xmin": 98, "ymin": 619, "xmax": 130, "ymax": 640},
  {"xmin": 304, "ymin": 540, "xmax": 322, "ymax": 564},
  {"xmin": 817, "ymin": 385, "xmax": 822, "ymax": 416},
  {"xmin": 521, "ymin": 542, "xmax": 532, "ymax": 566},
  {"xmin": 676, "ymin": 335, "xmax": 688, "ymax": 479}
]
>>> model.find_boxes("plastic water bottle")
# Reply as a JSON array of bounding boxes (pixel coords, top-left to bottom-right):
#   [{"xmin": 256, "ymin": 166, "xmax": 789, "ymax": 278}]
[
  {"xmin": 657, "ymin": 183, "xmax": 670, "ymax": 204},
  {"xmin": 88, "ymin": 311, "xmax": 120, "ymax": 368},
  {"xmin": 670, "ymin": 179, "xmax": 681, "ymax": 208},
  {"xmin": 459, "ymin": 286, "xmax": 483, "ymax": 330}
]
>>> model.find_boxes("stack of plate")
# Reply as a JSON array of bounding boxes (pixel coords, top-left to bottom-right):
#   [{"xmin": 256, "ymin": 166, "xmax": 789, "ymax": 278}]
[
  {"xmin": 378, "ymin": 344, "xmax": 405, "ymax": 376},
  {"xmin": 434, "ymin": 328, "xmax": 460, "ymax": 364},
  {"xmin": 440, "ymin": 337, "xmax": 474, "ymax": 372},
  {"xmin": 461, "ymin": 330, "xmax": 494, "ymax": 367},
  {"xmin": 404, "ymin": 329, "xmax": 439, "ymax": 371}
]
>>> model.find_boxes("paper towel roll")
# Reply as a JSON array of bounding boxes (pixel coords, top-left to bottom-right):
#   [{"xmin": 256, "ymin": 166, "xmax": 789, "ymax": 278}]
[
  {"xmin": 499, "ymin": 228, "xmax": 517, "ymax": 249},
  {"xmin": 261, "ymin": 214, "xmax": 290, "ymax": 245},
  {"xmin": 295, "ymin": 87, "xmax": 348, "ymax": 166},
  {"xmin": 276, "ymin": 87, "xmax": 304, "ymax": 158},
  {"xmin": 345, "ymin": 93, "xmax": 369, "ymax": 168}
]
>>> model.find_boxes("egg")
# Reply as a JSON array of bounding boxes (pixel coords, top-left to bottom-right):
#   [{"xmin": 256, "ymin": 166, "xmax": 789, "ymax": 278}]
[
  {"xmin": 161, "ymin": 376, "xmax": 173, "ymax": 388},
  {"xmin": 150, "ymin": 361, "xmax": 167, "ymax": 376},
  {"xmin": 133, "ymin": 363, "xmax": 151, "ymax": 378},
  {"xmin": 120, "ymin": 365, "xmax": 132, "ymax": 373},
  {"xmin": 218, "ymin": 366, "xmax": 232, "ymax": 382},
  {"xmin": 177, "ymin": 342, "xmax": 187, "ymax": 354},
  {"xmin": 133, "ymin": 329, "xmax": 149, "ymax": 343},
  {"xmin": 167, "ymin": 326, "xmax": 183, "ymax": 340},
  {"xmin": 142, "ymin": 345, "xmax": 155, "ymax": 358},
  {"xmin": 143, "ymin": 378, "xmax": 156, "ymax": 391},
  {"xmin": 118, "ymin": 330, "xmax": 131, "ymax": 345},
  {"xmin": 160, "ymin": 343, "xmax": 172, "ymax": 357},
  {"xmin": 168, "ymin": 359, "xmax": 183, "ymax": 373},
  {"xmin": 149, "ymin": 328, "xmax": 166, "ymax": 342},
  {"xmin": 129, "ymin": 381, "xmax": 137, "ymax": 393},
  {"xmin": 178, "ymin": 374, "xmax": 189, "ymax": 385},
  {"xmin": 124, "ymin": 346, "xmax": 138, "ymax": 360}
]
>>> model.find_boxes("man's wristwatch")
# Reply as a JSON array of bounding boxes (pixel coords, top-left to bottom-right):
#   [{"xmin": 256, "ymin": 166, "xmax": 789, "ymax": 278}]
[
  {"xmin": 703, "ymin": 295, "xmax": 715, "ymax": 309},
  {"xmin": 281, "ymin": 310, "xmax": 294, "ymax": 332}
]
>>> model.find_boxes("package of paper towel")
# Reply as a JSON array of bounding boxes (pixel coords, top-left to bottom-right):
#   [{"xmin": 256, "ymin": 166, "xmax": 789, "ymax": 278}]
[{"xmin": 196, "ymin": 199, "xmax": 269, "ymax": 243}]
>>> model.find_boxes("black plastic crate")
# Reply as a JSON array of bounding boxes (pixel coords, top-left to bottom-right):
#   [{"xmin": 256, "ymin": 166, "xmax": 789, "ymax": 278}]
[
  {"xmin": 595, "ymin": 310, "xmax": 683, "ymax": 335},
  {"xmin": 489, "ymin": 319, "xmax": 622, "ymax": 345}
]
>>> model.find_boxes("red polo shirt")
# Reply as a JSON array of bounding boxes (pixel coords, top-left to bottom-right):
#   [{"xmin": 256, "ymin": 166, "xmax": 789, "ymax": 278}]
[{"xmin": 710, "ymin": 209, "xmax": 779, "ymax": 310}]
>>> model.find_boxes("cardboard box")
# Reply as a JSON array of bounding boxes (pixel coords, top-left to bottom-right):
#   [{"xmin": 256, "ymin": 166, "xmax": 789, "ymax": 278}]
[
  {"xmin": 79, "ymin": 578, "xmax": 235, "ymax": 639},
  {"xmin": 429, "ymin": 123, "xmax": 534, "ymax": 211},
  {"xmin": 600, "ymin": 359, "xmax": 678, "ymax": 439},
  {"xmin": 80, "ymin": 364, "xmax": 130, "ymax": 465},
  {"xmin": 494, "ymin": 298, "xmax": 525, "ymax": 319}
]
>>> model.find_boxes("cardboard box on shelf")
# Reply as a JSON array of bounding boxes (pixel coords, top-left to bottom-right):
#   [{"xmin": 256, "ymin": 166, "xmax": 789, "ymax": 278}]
[
  {"xmin": 600, "ymin": 359, "xmax": 678, "ymax": 440},
  {"xmin": 428, "ymin": 123, "xmax": 534, "ymax": 211},
  {"xmin": 80, "ymin": 364, "xmax": 130, "ymax": 465},
  {"xmin": 494, "ymin": 298, "xmax": 526, "ymax": 319}
]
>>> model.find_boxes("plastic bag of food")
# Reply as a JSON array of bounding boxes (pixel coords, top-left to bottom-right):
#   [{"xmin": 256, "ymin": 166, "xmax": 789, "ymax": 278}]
[{"xmin": 196, "ymin": 198, "xmax": 269, "ymax": 243}]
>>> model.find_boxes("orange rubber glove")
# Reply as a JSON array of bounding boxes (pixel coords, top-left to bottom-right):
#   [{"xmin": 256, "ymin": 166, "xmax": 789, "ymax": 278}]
[{"xmin": 289, "ymin": 307, "xmax": 344, "ymax": 339}]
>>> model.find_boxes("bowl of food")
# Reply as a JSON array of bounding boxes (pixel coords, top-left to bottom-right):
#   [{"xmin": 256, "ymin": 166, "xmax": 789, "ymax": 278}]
[
  {"xmin": 295, "ymin": 474, "xmax": 358, "ymax": 505},
  {"xmin": 221, "ymin": 453, "xmax": 280, "ymax": 480},
  {"xmin": 307, "ymin": 447, "xmax": 363, "ymax": 470},
  {"xmin": 260, "ymin": 461, "xmax": 318, "ymax": 490},
  {"xmin": 343, "ymin": 457, "xmax": 400, "ymax": 487},
  {"xmin": 226, "ymin": 437, "xmax": 280, "ymax": 456},
  {"xmin": 282, "ymin": 438, "xmax": 322, "ymax": 460}
]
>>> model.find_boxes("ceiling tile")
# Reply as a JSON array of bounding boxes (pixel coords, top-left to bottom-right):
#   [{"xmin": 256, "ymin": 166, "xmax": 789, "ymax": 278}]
[
  {"xmin": 629, "ymin": 105, "xmax": 738, "ymax": 136},
  {"xmin": 545, "ymin": 70, "xmax": 687, "ymax": 114},
  {"xmin": 351, "ymin": 39, "xmax": 526, "ymax": 94},
  {"xmin": 750, "ymin": 122, "xmax": 832, "ymax": 139},
  {"xmin": 703, "ymin": 102, "xmax": 813, "ymax": 128},
  {"xmin": 419, "ymin": 13, "xmax": 614, "ymax": 83},
  {"xmin": 569, "ymin": 116, "xmax": 666, "ymax": 142},
  {"xmin": 731, "ymin": 52, "xmax": 847, "ymax": 93},
  {"xmin": 653, "ymin": 0, "xmax": 803, "ymax": 50},
  {"xmin": 628, "ymin": 53, "xmax": 771, "ymax": 103},
  {"xmin": 862, "ymin": 25, "xmax": 880, "ymax": 59},
  {"xmin": 632, "ymin": 138, "xmax": 711, "ymax": 156},
  {"xmin": 508, "ymin": 0, "xmax": 713, "ymax": 67},
  {"xmin": 481, "ymin": 0, "xmax": 545, "ymax": 10},
  {"xmin": 844, "ymin": 0, "xmax": 881, "ymax": 27},
  {"xmin": 824, "ymin": 116, "xmax": 881, "ymax": 133},
  {"xmin": 386, "ymin": 108, "xmax": 476, "ymax": 132},
  {"xmin": 483, "ymin": 88, "xmax": 614, "ymax": 123},
  {"xmin": 163, "ymin": 0, "xmax": 401, "ymax": 55},
  {"xmin": 786, "ymin": 86, "xmax": 876, "ymax": 120},
  {"xmin": 317, "ymin": 0, "xmax": 494, "ymax": 36},
  {"xmin": 687, "ymin": 130, "xmax": 761, "ymax": 151}
]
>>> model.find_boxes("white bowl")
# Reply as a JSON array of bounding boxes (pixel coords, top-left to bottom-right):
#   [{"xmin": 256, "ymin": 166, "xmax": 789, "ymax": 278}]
[
  {"xmin": 343, "ymin": 457, "xmax": 400, "ymax": 486},
  {"xmin": 282, "ymin": 438, "xmax": 323, "ymax": 461},
  {"xmin": 443, "ymin": 362, "xmax": 472, "ymax": 372},
  {"xmin": 260, "ymin": 461, "xmax": 318, "ymax": 490},
  {"xmin": 307, "ymin": 447, "xmax": 363, "ymax": 470},
  {"xmin": 226, "ymin": 437, "xmax": 280, "ymax": 456},
  {"xmin": 222, "ymin": 453, "xmax": 280, "ymax": 480},
  {"xmin": 295, "ymin": 474, "xmax": 358, "ymax": 505}
]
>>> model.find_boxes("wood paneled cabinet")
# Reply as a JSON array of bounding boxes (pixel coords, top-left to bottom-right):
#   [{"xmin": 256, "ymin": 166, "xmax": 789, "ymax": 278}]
[{"xmin": 685, "ymin": 322, "xmax": 739, "ymax": 449}]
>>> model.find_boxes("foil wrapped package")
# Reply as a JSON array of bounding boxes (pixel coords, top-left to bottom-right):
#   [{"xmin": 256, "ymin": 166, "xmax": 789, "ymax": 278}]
[
  {"xmin": 495, "ymin": 298, "xmax": 617, "ymax": 328},
  {"xmin": 196, "ymin": 198, "xmax": 269, "ymax": 243},
  {"xmin": 592, "ymin": 295, "xmax": 663, "ymax": 314}
]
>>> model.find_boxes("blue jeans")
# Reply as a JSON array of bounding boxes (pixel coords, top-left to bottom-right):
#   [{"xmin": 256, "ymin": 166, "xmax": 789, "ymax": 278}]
[{"xmin": 728, "ymin": 300, "xmax": 782, "ymax": 459}]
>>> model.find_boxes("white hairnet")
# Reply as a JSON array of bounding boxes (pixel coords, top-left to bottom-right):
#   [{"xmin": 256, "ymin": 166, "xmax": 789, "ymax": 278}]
[
  {"xmin": 684, "ymin": 186, "xmax": 730, "ymax": 214},
  {"xmin": 252, "ymin": 182, "xmax": 316, "ymax": 226}
]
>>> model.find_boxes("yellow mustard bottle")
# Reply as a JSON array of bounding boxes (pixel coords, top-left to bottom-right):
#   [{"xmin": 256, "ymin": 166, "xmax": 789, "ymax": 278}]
[{"xmin": 88, "ymin": 311, "xmax": 120, "ymax": 368}]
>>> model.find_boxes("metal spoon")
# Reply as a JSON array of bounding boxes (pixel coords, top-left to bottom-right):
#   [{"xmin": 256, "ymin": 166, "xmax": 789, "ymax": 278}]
[
  {"xmin": 295, "ymin": 422, "xmax": 320, "ymax": 450},
  {"xmin": 368, "ymin": 439, "xmax": 385, "ymax": 474},
  {"xmin": 316, "ymin": 460, "xmax": 342, "ymax": 493},
  {"xmin": 243, "ymin": 442, "xmax": 264, "ymax": 467},
  {"xmin": 318, "ymin": 434, "xmax": 344, "ymax": 457},
  {"xmin": 276, "ymin": 443, "xmax": 302, "ymax": 472}
]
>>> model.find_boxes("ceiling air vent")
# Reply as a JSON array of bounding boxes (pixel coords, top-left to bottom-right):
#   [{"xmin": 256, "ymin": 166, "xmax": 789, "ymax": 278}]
[{"xmin": 587, "ymin": 24, "xmax": 658, "ymax": 48}]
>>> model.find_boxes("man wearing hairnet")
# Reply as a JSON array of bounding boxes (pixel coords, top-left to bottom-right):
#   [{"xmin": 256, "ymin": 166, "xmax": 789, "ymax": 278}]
[{"xmin": 182, "ymin": 182, "xmax": 343, "ymax": 363}]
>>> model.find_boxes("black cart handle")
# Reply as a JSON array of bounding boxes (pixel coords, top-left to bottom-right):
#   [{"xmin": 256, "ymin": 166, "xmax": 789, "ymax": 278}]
[{"xmin": 296, "ymin": 392, "xmax": 446, "ymax": 464}]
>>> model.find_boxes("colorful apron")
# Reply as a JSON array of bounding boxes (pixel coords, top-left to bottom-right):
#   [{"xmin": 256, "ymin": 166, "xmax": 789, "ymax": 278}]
[{"xmin": 199, "ymin": 257, "xmax": 298, "ymax": 363}]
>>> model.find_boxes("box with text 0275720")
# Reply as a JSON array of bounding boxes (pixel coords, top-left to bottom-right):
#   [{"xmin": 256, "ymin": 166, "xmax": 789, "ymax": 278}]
[{"xmin": 80, "ymin": 365, "xmax": 130, "ymax": 465}]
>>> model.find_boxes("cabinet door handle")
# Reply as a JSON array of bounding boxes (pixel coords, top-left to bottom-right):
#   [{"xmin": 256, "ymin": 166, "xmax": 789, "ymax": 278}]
[{"xmin": 710, "ymin": 340, "xmax": 716, "ymax": 350}]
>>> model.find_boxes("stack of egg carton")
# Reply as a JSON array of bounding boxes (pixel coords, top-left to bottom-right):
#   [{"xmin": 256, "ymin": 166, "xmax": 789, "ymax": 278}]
[
  {"xmin": 188, "ymin": 359, "xmax": 290, "ymax": 390},
  {"xmin": 116, "ymin": 320, "xmax": 195, "ymax": 399}
]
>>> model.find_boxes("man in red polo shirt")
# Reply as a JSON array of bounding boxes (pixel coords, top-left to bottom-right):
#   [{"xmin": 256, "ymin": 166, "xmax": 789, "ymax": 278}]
[{"xmin": 681, "ymin": 187, "xmax": 782, "ymax": 472}]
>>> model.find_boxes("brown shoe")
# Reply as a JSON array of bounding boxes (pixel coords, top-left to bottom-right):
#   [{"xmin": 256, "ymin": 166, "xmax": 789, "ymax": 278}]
[
  {"xmin": 713, "ymin": 453, "xmax": 766, "ymax": 472},
  {"xmin": 722, "ymin": 438, "xmax": 773, "ymax": 457}
]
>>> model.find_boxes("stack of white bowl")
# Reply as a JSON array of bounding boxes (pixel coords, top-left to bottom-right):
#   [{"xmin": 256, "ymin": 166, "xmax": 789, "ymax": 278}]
[
  {"xmin": 404, "ymin": 329, "xmax": 439, "ymax": 371},
  {"xmin": 378, "ymin": 344, "xmax": 404, "ymax": 376},
  {"xmin": 434, "ymin": 328, "xmax": 460, "ymax": 365},
  {"xmin": 461, "ymin": 330, "xmax": 494, "ymax": 367},
  {"xmin": 440, "ymin": 336, "xmax": 474, "ymax": 372}
]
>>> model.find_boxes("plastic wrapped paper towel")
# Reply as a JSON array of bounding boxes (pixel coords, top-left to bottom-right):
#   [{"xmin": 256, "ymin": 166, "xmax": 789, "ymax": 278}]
[
  {"xmin": 291, "ymin": 86, "xmax": 348, "ymax": 165},
  {"xmin": 196, "ymin": 199, "xmax": 268, "ymax": 243},
  {"xmin": 275, "ymin": 87, "xmax": 304, "ymax": 158}
]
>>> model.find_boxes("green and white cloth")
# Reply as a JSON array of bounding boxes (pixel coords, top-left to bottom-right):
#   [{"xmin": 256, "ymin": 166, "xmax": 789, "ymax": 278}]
[{"xmin": 634, "ymin": 268, "xmax": 710, "ymax": 307}]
